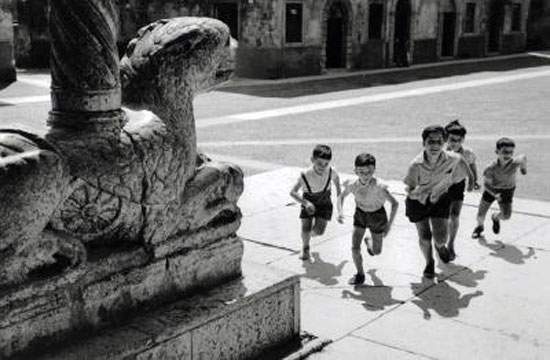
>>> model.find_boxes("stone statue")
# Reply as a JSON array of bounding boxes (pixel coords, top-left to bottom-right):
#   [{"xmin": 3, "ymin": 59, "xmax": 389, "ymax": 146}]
[{"xmin": 0, "ymin": 16, "xmax": 242, "ymax": 289}]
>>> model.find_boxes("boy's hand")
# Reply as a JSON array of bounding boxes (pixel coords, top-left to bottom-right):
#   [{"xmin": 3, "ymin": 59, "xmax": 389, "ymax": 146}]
[
  {"xmin": 337, "ymin": 214, "xmax": 345, "ymax": 224},
  {"xmin": 304, "ymin": 201, "xmax": 316, "ymax": 215},
  {"xmin": 494, "ymin": 193, "xmax": 502, "ymax": 202},
  {"xmin": 474, "ymin": 182, "xmax": 481, "ymax": 190},
  {"xmin": 467, "ymin": 181, "xmax": 474, "ymax": 192}
]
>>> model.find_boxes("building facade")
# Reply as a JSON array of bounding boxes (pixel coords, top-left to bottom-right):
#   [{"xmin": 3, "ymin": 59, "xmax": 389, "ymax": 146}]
[
  {"xmin": 11, "ymin": 0, "xmax": 534, "ymax": 79},
  {"xmin": 0, "ymin": 0, "xmax": 15, "ymax": 83}
]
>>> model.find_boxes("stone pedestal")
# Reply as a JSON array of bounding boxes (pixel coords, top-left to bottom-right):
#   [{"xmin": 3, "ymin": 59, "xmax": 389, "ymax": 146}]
[{"xmin": 16, "ymin": 262, "xmax": 300, "ymax": 360}]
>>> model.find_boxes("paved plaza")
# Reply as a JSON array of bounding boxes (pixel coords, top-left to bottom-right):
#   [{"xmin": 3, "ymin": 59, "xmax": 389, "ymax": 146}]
[
  {"xmin": 1, "ymin": 53, "xmax": 550, "ymax": 359},
  {"xmin": 240, "ymin": 167, "xmax": 550, "ymax": 359}
]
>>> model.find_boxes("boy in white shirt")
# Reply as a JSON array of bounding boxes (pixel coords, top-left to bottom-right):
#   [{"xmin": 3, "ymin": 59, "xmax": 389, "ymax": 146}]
[
  {"xmin": 404, "ymin": 125, "xmax": 471, "ymax": 279},
  {"xmin": 337, "ymin": 153, "xmax": 399, "ymax": 285}
]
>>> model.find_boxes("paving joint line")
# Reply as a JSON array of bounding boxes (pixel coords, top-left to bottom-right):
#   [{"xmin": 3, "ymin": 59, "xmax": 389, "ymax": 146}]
[{"xmin": 347, "ymin": 335, "xmax": 438, "ymax": 360}]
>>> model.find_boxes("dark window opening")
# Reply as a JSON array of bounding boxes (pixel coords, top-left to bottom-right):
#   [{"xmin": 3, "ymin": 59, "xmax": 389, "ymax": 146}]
[
  {"xmin": 214, "ymin": 3, "xmax": 239, "ymax": 40},
  {"xmin": 464, "ymin": 3, "xmax": 476, "ymax": 33},
  {"xmin": 286, "ymin": 2, "xmax": 303, "ymax": 43},
  {"xmin": 368, "ymin": 3, "xmax": 384, "ymax": 39},
  {"xmin": 511, "ymin": 4, "xmax": 522, "ymax": 32}
]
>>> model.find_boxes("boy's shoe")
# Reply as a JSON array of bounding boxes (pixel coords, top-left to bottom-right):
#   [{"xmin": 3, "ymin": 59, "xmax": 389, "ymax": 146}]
[
  {"xmin": 491, "ymin": 215, "xmax": 501, "ymax": 234},
  {"xmin": 448, "ymin": 248, "xmax": 456, "ymax": 262},
  {"xmin": 471, "ymin": 225, "xmax": 484, "ymax": 239},
  {"xmin": 348, "ymin": 273, "xmax": 365, "ymax": 285},
  {"xmin": 436, "ymin": 246, "xmax": 451, "ymax": 264},
  {"xmin": 299, "ymin": 247, "xmax": 310, "ymax": 260},
  {"xmin": 423, "ymin": 262, "xmax": 435, "ymax": 279}
]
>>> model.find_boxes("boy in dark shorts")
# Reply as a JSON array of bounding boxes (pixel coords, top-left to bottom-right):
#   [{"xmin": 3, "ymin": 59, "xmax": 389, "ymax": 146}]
[
  {"xmin": 472, "ymin": 137, "xmax": 527, "ymax": 239},
  {"xmin": 337, "ymin": 153, "xmax": 399, "ymax": 285},
  {"xmin": 404, "ymin": 125, "xmax": 471, "ymax": 278},
  {"xmin": 290, "ymin": 144, "xmax": 341, "ymax": 260},
  {"xmin": 444, "ymin": 120, "xmax": 478, "ymax": 260}
]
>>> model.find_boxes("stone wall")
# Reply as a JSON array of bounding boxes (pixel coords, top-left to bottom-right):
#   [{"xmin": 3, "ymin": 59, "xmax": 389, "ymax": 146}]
[{"xmin": 0, "ymin": 0, "xmax": 15, "ymax": 83}]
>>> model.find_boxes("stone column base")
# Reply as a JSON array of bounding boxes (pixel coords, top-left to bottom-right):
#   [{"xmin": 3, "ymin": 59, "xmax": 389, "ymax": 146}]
[{"xmin": 17, "ymin": 262, "xmax": 300, "ymax": 360}]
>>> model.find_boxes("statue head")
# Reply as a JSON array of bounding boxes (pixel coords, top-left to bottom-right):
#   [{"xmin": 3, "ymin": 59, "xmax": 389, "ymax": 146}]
[{"xmin": 120, "ymin": 17, "xmax": 235, "ymax": 112}]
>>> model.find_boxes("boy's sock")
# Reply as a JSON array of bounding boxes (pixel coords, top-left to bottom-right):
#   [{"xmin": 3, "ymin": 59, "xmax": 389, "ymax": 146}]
[
  {"xmin": 423, "ymin": 261, "xmax": 435, "ymax": 279},
  {"xmin": 299, "ymin": 246, "xmax": 310, "ymax": 260},
  {"xmin": 435, "ymin": 245, "xmax": 450, "ymax": 263},
  {"xmin": 491, "ymin": 214, "xmax": 501, "ymax": 234},
  {"xmin": 471, "ymin": 225, "xmax": 484, "ymax": 239}
]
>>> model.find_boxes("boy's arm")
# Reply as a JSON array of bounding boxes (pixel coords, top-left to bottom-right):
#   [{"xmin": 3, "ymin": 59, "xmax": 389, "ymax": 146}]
[
  {"xmin": 461, "ymin": 157, "xmax": 475, "ymax": 191},
  {"xmin": 514, "ymin": 154, "xmax": 528, "ymax": 175},
  {"xmin": 337, "ymin": 184, "xmax": 351, "ymax": 223},
  {"xmin": 383, "ymin": 188, "xmax": 399, "ymax": 234},
  {"xmin": 470, "ymin": 163, "xmax": 480, "ymax": 189},
  {"xmin": 290, "ymin": 178, "xmax": 308, "ymax": 206},
  {"xmin": 332, "ymin": 171, "xmax": 342, "ymax": 197}
]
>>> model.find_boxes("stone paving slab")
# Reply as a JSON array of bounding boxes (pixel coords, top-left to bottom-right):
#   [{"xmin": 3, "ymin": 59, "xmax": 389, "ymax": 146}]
[{"xmin": 239, "ymin": 168, "xmax": 550, "ymax": 359}]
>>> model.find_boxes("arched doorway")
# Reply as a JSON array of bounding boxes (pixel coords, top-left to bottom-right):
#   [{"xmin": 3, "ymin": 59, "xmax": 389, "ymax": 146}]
[
  {"xmin": 440, "ymin": 0, "xmax": 456, "ymax": 57},
  {"xmin": 393, "ymin": 0, "xmax": 411, "ymax": 66},
  {"xmin": 487, "ymin": 0, "xmax": 504, "ymax": 53},
  {"xmin": 325, "ymin": 2, "xmax": 348, "ymax": 68}
]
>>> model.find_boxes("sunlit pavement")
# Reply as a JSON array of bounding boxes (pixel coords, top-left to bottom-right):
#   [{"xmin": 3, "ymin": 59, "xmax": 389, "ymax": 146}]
[{"xmin": 240, "ymin": 168, "xmax": 550, "ymax": 359}]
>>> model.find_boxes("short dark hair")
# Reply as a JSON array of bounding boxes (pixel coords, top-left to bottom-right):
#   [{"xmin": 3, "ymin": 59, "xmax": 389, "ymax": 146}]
[
  {"xmin": 312, "ymin": 144, "xmax": 332, "ymax": 160},
  {"xmin": 496, "ymin": 137, "xmax": 515, "ymax": 150},
  {"xmin": 421, "ymin": 125, "xmax": 447, "ymax": 142},
  {"xmin": 355, "ymin": 153, "xmax": 376, "ymax": 167},
  {"xmin": 445, "ymin": 119, "xmax": 467, "ymax": 137}
]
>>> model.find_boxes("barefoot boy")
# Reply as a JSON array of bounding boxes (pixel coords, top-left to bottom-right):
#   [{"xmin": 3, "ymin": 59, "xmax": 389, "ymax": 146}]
[
  {"xmin": 472, "ymin": 137, "xmax": 527, "ymax": 239},
  {"xmin": 290, "ymin": 145, "xmax": 342, "ymax": 260},
  {"xmin": 337, "ymin": 153, "xmax": 398, "ymax": 285}
]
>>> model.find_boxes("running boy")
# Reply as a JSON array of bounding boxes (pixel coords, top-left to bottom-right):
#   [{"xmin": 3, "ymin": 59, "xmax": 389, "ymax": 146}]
[
  {"xmin": 471, "ymin": 137, "xmax": 527, "ymax": 239},
  {"xmin": 290, "ymin": 144, "xmax": 342, "ymax": 260},
  {"xmin": 337, "ymin": 153, "xmax": 398, "ymax": 285},
  {"xmin": 444, "ymin": 120, "xmax": 478, "ymax": 260},
  {"xmin": 404, "ymin": 125, "xmax": 472, "ymax": 278}
]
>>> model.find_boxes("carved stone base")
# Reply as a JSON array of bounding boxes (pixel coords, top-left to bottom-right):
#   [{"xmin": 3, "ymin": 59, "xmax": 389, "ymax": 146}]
[
  {"xmin": 0, "ymin": 236, "xmax": 243, "ymax": 358},
  {"xmin": 10, "ymin": 262, "xmax": 300, "ymax": 360}
]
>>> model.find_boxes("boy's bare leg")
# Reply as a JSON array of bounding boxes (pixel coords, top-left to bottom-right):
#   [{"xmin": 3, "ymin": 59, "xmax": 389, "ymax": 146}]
[
  {"xmin": 494, "ymin": 201, "xmax": 512, "ymax": 221},
  {"xmin": 476, "ymin": 199, "xmax": 492, "ymax": 227},
  {"xmin": 415, "ymin": 219, "xmax": 435, "ymax": 277},
  {"xmin": 369, "ymin": 231, "xmax": 384, "ymax": 256},
  {"xmin": 312, "ymin": 218, "xmax": 328, "ymax": 237},
  {"xmin": 448, "ymin": 200, "xmax": 463, "ymax": 259},
  {"xmin": 431, "ymin": 217, "xmax": 450, "ymax": 263},
  {"xmin": 351, "ymin": 226, "xmax": 367, "ymax": 275},
  {"xmin": 491, "ymin": 201, "xmax": 512, "ymax": 234},
  {"xmin": 300, "ymin": 218, "xmax": 313, "ymax": 260}
]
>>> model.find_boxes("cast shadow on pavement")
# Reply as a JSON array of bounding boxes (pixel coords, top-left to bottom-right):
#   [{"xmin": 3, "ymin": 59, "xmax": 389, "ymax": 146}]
[
  {"xmin": 437, "ymin": 262, "xmax": 488, "ymax": 288},
  {"xmin": 410, "ymin": 278, "xmax": 483, "ymax": 320},
  {"xmin": 220, "ymin": 55, "xmax": 550, "ymax": 98},
  {"xmin": 301, "ymin": 251, "xmax": 347, "ymax": 286},
  {"xmin": 478, "ymin": 238, "xmax": 536, "ymax": 265},
  {"xmin": 341, "ymin": 269, "xmax": 404, "ymax": 311}
]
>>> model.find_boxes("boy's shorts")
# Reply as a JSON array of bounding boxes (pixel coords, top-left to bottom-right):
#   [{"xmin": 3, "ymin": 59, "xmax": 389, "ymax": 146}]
[
  {"xmin": 447, "ymin": 179, "xmax": 466, "ymax": 201},
  {"xmin": 405, "ymin": 194, "xmax": 450, "ymax": 223},
  {"xmin": 353, "ymin": 206, "xmax": 388, "ymax": 233},
  {"xmin": 482, "ymin": 187, "xmax": 515, "ymax": 204},
  {"xmin": 300, "ymin": 191, "xmax": 333, "ymax": 220}
]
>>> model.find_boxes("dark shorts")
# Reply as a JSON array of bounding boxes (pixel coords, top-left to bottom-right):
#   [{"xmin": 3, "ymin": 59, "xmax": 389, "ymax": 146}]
[
  {"xmin": 405, "ymin": 194, "xmax": 451, "ymax": 223},
  {"xmin": 482, "ymin": 188, "xmax": 515, "ymax": 204},
  {"xmin": 300, "ymin": 191, "xmax": 333, "ymax": 220},
  {"xmin": 447, "ymin": 179, "xmax": 466, "ymax": 202},
  {"xmin": 353, "ymin": 206, "xmax": 388, "ymax": 233}
]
